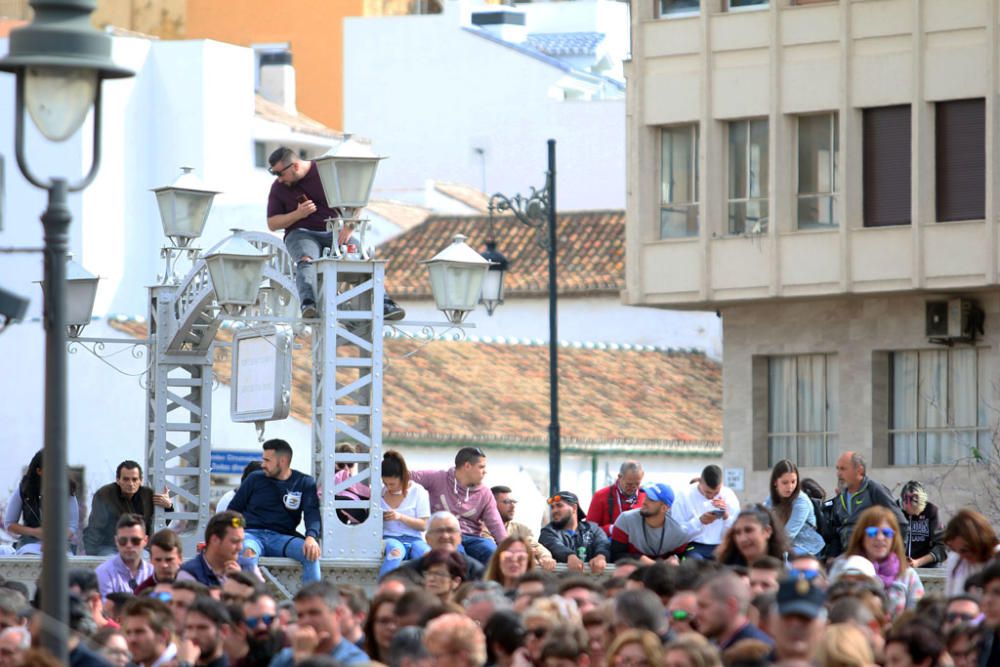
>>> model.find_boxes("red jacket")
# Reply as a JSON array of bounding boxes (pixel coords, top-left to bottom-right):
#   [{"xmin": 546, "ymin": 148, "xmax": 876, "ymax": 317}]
[{"xmin": 586, "ymin": 485, "xmax": 647, "ymax": 536}]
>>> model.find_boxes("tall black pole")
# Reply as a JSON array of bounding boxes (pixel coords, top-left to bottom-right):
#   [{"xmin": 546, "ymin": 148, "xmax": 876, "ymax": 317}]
[
  {"xmin": 40, "ymin": 178, "xmax": 70, "ymax": 662},
  {"xmin": 546, "ymin": 139, "xmax": 560, "ymax": 497}
]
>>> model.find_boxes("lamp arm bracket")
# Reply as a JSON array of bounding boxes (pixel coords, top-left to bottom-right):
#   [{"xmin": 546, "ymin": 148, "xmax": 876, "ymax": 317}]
[
  {"xmin": 67, "ymin": 337, "xmax": 152, "ymax": 378},
  {"xmin": 487, "ymin": 188, "xmax": 552, "ymax": 253}
]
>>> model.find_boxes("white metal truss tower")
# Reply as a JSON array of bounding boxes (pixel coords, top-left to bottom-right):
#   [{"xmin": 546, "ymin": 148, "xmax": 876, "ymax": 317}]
[{"xmin": 312, "ymin": 257, "xmax": 385, "ymax": 562}]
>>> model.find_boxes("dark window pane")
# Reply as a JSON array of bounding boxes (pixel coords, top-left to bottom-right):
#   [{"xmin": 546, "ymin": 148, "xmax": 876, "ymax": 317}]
[
  {"xmin": 936, "ymin": 98, "xmax": 985, "ymax": 222},
  {"xmin": 863, "ymin": 105, "xmax": 911, "ymax": 227}
]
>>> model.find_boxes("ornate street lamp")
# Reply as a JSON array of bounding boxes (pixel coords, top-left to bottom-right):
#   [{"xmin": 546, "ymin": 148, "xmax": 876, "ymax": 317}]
[
  {"xmin": 37, "ymin": 257, "xmax": 100, "ymax": 338},
  {"xmin": 482, "ymin": 139, "xmax": 560, "ymax": 495},
  {"xmin": 314, "ymin": 135, "xmax": 385, "ymax": 209},
  {"xmin": 0, "ymin": 0, "xmax": 133, "ymax": 658},
  {"xmin": 423, "ymin": 234, "xmax": 491, "ymax": 324},
  {"xmin": 478, "ymin": 240, "xmax": 509, "ymax": 316},
  {"xmin": 203, "ymin": 234, "xmax": 269, "ymax": 314},
  {"xmin": 152, "ymin": 166, "xmax": 219, "ymax": 248}
]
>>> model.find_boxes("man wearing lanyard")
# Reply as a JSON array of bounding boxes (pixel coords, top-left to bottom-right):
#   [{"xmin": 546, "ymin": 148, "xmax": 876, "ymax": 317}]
[
  {"xmin": 610, "ymin": 483, "xmax": 689, "ymax": 563},
  {"xmin": 585, "ymin": 461, "xmax": 647, "ymax": 537}
]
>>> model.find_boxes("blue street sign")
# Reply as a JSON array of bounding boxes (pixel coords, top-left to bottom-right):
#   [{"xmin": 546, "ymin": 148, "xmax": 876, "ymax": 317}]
[{"xmin": 210, "ymin": 450, "xmax": 261, "ymax": 475}]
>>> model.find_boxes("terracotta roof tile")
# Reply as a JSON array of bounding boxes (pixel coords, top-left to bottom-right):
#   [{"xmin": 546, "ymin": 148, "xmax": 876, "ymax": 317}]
[
  {"xmin": 254, "ymin": 94, "xmax": 341, "ymax": 139},
  {"xmin": 380, "ymin": 210, "xmax": 625, "ymax": 298},
  {"xmin": 366, "ymin": 200, "xmax": 433, "ymax": 232},
  {"xmin": 432, "ymin": 182, "xmax": 490, "ymax": 213},
  {"xmin": 110, "ymin": 320, "xmax": 720, "ymax": 455}
]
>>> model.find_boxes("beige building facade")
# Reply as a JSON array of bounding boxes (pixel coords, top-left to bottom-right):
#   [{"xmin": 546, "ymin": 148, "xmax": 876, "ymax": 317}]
[{"xmin": 625, "ymin": 0, "xmax": 1000, "ymax": 516}]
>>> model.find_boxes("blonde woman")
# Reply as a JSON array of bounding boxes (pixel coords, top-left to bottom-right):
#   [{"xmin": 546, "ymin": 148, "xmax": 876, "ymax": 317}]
[
  {"xmin": 663, "ymin": 633, "xmax": 722, "ymax": 667},
  {"xmin": 813, "ymin": 624, "xmax": 875, "ymax": 667},
  {"xmin": 605, "ymin": 629, "xmax": 664, "ymax": 667}
]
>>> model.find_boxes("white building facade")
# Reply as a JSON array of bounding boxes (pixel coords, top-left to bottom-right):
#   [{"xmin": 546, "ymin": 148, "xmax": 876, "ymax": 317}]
[
  {"xmin": 343, "ymin": 0, "xmax": 628, "ymax": 211},
  {"xmin": 625, "ymin": 0, "xmax": 1000, "ymax": 516},
  {"xmin": 0, "ymin": 35, "xmax": 337, "ymax": 517}
]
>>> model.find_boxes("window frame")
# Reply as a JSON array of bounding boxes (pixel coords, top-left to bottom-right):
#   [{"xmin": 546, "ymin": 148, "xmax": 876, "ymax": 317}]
[
  {"xmin": 727, "ymin": 117, "xmax": 770, "ymax": 235},
  {"xmin": 795, "ymin": 112, "xmax": 839, "ymax": 230},
  {"xmin": 862, "ymin": 105, "xmax": 912, "ymax": 227},
  {"xmin": 888, "ymin": 348, "xmax": 989, "ymax": 466},
  {"xmin": 658, "ymin": 0, "xmax": 700, "ymax": 17},
  {"xmin": 726, "ymin": 0, "xmax": 769, "ymax": 12},
  {"xmin": 766, "ymin": 353, "xmax": 839, "ymax": 468},
  {"xmin": 935, "ymin": 98, "xmax": 986, "ymax": 223},
  {"xmin": 659, "ymin": 123, "xmax": 700, "ymax": 239}
]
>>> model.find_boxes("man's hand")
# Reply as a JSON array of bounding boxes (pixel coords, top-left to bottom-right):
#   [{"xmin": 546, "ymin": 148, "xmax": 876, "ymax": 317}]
[
  {"xmin": 290, "ymin": 624, "xmax": 325, "ymax": 662},
  {"xmin": 540, "ymin": 557, "xmax": 557, "ymax": 572},
  {"xmin": 699, "ymin": 511, "xmax": 720, "ymax": 525},
  {"xmin": 589, "ymin": 555, "xmax": 607, "ymax": 574},
  {"xmin": 296, "ymin": 199, "xmax": 317, "ymax": 221},
  {"xmin": 152, "ymin": 488, "xmax": 172, "ymax": 508},
  {"xmin": 175, "ymin": 637, "xmax": 200, "ymax": 665},
  {"xmin": 711, "ymin": 498, "xmax": 729, "ymax": 520},
  {"xmin": 566, "ymin": 554, "xmax": 585, "ymax": 572},
  {"xmin": 303, "ymin": 536, "xmax": 320, "ymax": 561},
  {"xmin": 223, "ymin": 560, "xmax": 242, "ymax": 574},
  {"xmin": 337, "ymin": 223, "xmax": 354, "ymax": 246}
]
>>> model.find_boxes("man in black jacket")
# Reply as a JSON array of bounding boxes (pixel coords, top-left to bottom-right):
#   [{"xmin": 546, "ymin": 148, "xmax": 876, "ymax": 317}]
[
  {"xmin": 829, "ymin": 451, "xmax": 908, "ymax": 557},
  {"xmin": 83, "ymin": 461, "xmax": 173, "ymax": 556},
  {"xmin": 538, "ymin": 491, "xmax": 609, "ymax": 574}
]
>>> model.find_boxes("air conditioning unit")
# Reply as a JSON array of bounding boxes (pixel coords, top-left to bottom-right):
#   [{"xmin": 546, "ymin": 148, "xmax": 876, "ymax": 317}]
[{"xmin": 926, "ymin": 298, "xmax": 985, "ymax": 344}]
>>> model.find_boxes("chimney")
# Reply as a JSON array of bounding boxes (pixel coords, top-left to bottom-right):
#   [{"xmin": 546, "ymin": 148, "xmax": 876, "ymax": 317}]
[
  {"xmin": 471, "ymin": 8, "xmax": 526, "ymax": 43},
  {"xmin": 259, "ymin": 50, "xmax": 296, "ymax": 113}
]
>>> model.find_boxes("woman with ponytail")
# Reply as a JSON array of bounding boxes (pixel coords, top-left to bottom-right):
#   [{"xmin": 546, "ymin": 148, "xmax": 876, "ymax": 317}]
[{"xmin": 380, "ymin": 449, "xmax": 431, "ymax": 577}]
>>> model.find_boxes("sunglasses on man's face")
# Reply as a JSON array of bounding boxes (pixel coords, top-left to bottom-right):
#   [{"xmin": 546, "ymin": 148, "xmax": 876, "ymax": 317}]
[
  {"xmin": 246, "ymin": 614, "xmax": 275, "ymax": 629},
  {"xmin": 945, "ymin": 612, "xmax": 977, "ymax": 624},
  {"xmin": 865, "ymin": 527, "xmax": 895, "ymax": 539},
  {"xmin": 268, "ymin": 163, "xmax": 292, "ymax": 177},
  {"xmin": 118, "ymin": 536, "xmax": 144, "ymax": 547},
  {"xmin": 788, "ymin": 568, "xmax": 821, "ymax": 581},
  {"xmin": 669, "ymin": 609, "xmax": 694, "ymax": 622},
  {"xmin": 150, "ymin": 591, "xmax": 172, "ymax": 603}
]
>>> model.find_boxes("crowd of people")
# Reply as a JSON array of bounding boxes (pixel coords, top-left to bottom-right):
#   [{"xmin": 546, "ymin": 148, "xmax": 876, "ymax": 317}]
[{"xmin": 0, "ymin": 442, "xmax": 999, "ymax": 666}]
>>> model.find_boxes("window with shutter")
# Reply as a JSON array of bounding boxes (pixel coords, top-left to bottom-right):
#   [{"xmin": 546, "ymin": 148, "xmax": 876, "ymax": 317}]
[
  {"xmin": 863, "ymin": 105, "xmax": 911, "ymax": 227},
  {"xmin": 936, "ymin": 99, "xmax": 985, "ymax": 222}
]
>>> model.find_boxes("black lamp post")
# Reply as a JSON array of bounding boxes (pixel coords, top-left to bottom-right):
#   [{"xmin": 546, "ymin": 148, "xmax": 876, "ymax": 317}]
[
  {"xmin": 0, "ymin": 0, "xmax": 132, "ymax": 659},
  {"xmin": 482, "ymin": 139, "xmax": 560, "ymax": 496}
]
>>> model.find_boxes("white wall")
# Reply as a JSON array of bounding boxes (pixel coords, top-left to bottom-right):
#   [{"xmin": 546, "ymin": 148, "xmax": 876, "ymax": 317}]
[
  {"xmin": 398, "ymin": 295, "xmax": 722, "ymax": 358},
  {"xmin": 344, "ymin": 8, "xmax": 625, "ymax": 211},
  {"xmin": 0, "ymin": 319, "xmax": 312, "ymax": 521}
]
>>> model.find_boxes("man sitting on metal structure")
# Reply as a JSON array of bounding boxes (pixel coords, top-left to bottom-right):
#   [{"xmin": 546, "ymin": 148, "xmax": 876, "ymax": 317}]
[
  {"xmin": 228, "ymin": 439, "xmax": 322, "ymax": 584},
  {"xmin": 669, "ymin": 464, "xmax": 740, "ymax": 560},
  {"xmin": 265, "ymin": 146, "xmax": 405, "ymax": 321},
  {"xmin": 83, "ymin": 460, "xmax": 173, "ymax": 556},
  {"xmin": 410, "ymin": 448, "xmax": 507, "ymax": 565},
  {"xmin": 95, "ymin": 513, "xmax": 154, "ymax": 599},
  {"xmin": 585, "ymin": 460, "xmax": 647, "ymax": 537},
  {"xmin": 538, "ymin": 490, "xmax": 609, "ymax": 574},
  {"xmin": 176, "ymin": 510, "xmax": 262, "ymax": 587}
]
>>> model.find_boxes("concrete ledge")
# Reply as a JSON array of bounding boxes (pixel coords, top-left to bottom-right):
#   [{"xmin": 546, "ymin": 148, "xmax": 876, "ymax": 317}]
[{"xmin": 0, "ymin": 558, "xmax": 948, "ymax": 600}]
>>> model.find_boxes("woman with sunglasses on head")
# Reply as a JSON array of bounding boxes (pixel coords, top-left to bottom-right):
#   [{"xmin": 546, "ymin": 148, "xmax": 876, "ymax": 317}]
[
  {"xmin": 379, "ymin": 449, "xmax": 432, "ymax": 578},
  {"xmin": 715, "ymin": 505, "xmax": 788, "ymax": 566},
  {"xmin": 897, "ymin": 481, "xmax": 946, "ymax": 569},
  {"xmin": 485, "ymin": 536, "xmax": 536, "ymax": 592},
  {"xmin": 837, "ymin": 505, "xmax": 924, "ymax": 618},
  {"xmin": 941, "ymin": 507, "xmax": 1000, "ymax": 596},
  {"xmin": 763, "ymin": 459, "xmax": 825, "ymax": 558},
  {"xmin": 4, "ymin": 449, "xmax": 79, "ymax": 555}
]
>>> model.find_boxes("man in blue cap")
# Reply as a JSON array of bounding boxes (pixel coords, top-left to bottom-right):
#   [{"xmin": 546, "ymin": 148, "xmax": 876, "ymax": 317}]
[{"xmin": 609, "ymin": 483, "xmax": 688, "ymax": 563}]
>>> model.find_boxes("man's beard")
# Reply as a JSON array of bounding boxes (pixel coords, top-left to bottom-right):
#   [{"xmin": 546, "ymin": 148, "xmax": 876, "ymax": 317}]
[
  {"xmin": 639, "ymin": 507, "xmax": 656, "ymax": 518},
  {"xmin": 551, "ymin": 515, "xmax": 571, "ymax": 530}
]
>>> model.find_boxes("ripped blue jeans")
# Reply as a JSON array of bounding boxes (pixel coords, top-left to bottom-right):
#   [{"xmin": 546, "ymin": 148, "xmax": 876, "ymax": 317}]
[
  {"xmin": 284, "ymin": 229, "xmax": 334, "ymax": 306},
  {"xmin": 379, "ymin": 534, "xmax": 431, "ymax": 578}
]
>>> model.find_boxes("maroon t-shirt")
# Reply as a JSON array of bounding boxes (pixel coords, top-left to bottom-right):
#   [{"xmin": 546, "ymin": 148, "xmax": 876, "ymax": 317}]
[{"xmin": 266, "ymin": 161, "xmax": 342, "ymax": 236}]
